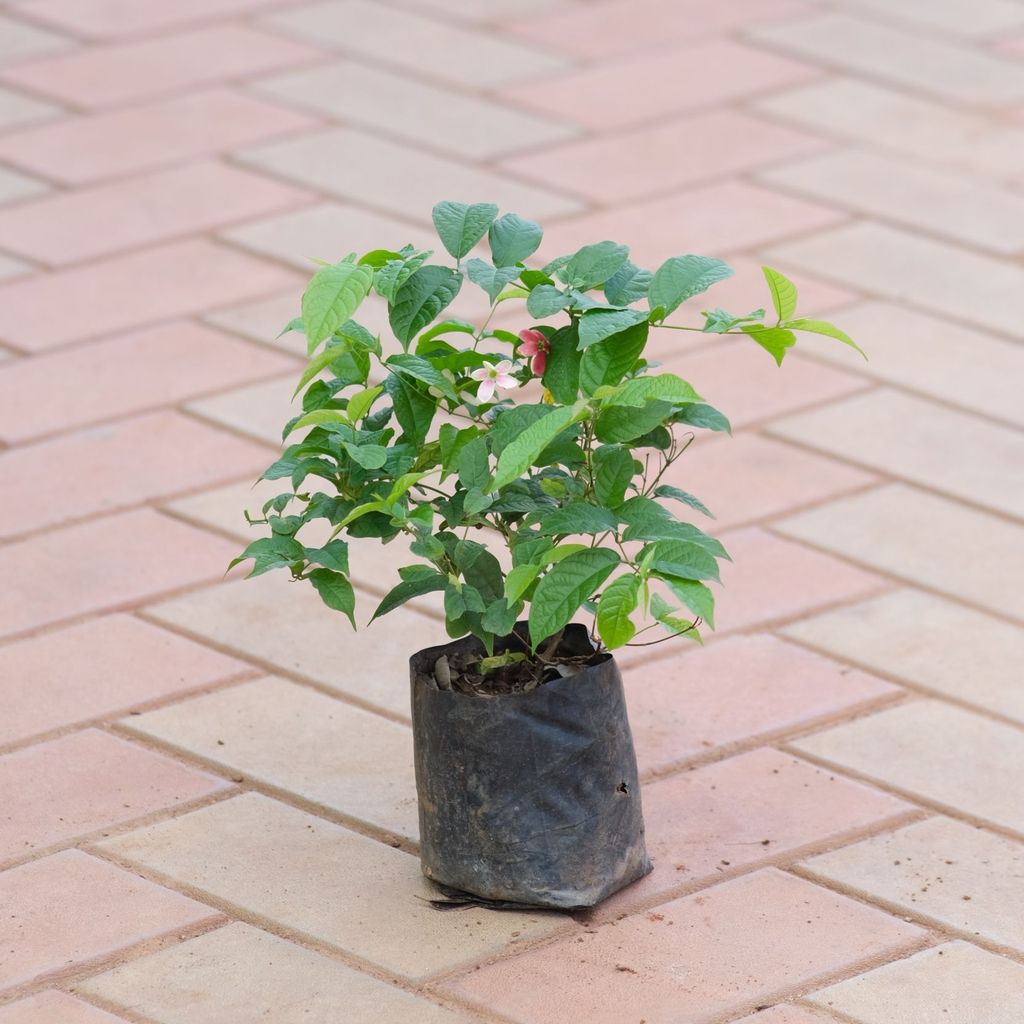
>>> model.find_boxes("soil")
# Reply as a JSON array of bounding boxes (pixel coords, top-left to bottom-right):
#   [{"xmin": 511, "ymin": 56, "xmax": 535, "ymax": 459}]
[{"xmin": 424, "ymin": 628, "xmax": 608, "ymax": 697}]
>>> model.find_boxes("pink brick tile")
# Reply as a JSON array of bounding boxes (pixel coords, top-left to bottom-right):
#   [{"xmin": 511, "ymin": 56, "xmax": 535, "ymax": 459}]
[
  {"xmin": 714, "ymin": 527, "xmax": 888, "ymax": 634},
  {"xmin": 657, "ymin": 340, "xmax": 868, "ymax": 429},
  {"xmin": 0, "ymin": 90, "xmax": 316, "ymax": 185},
  {"xmin": 0, "ymin": 508, "xmax": 240, "ymax": 639},
  {"xmin": 501, "ymin": 109, "xmax": 825, "ymax": 203},
  {"xmin": 0, "ymin": 321, "xmax": 297, "ymax": 444},
  {"xmin": 0, "ymin": 849, "xmax": 220, "ymax": 993},
  {"xmin": 503, "ymin": 40, "xmax": 819, "ymax": 130},
  {"xmin": 733, "ymin": 1008, "xmax": 836, "ymax": 1024},
  {"xmin": 0, "ymin": 85, "xmax": 60, "ymax": 132},
  {"xmin": 0, "ymin": 729, "xmax": 230, "ymax": 865},
  {"xmin": 0, "ymin": 614, "xmax": 248, "ymax": 748},
  {"xmin": 503, "ymin": 0, "xmax": 807, "ymax": 59},
  {"xmin": 620, "ymin": 635, "xmax": 899, "ymax": 777},
  {"xmin": 0, "ymin": 239, "xmax": 298, "ymax": 351},
  {"xmin": 0, "ymin": 411, "xmax": 273, "ymax": 539},
  {"xmin": 0, "ymin": 162, "xmax": 312, "ymax": 266},
  {"xmin": 17, "ymin": 0, "xmax": 306, "ymax": 38},
  {"xmin": 661, "ymin": 433, "xmax": 876, "ymax": 530},
  {"xmin": 538, "ymin": 182, "xmax": 845, "ymax": 268},
  {"xmin": 0, "ymin": 991, "xmax": 129, "ymax": 1024},
  {"xmin": 0, "ymin": 14, "xmax": 72, "ymax": 66},
  {"xmin": 1, "ymin": 26, "xmax": 321, "ymax": 109},
  {"xmin": 595, "ymin": 748, "xmax": 913, "ymax": 918},
  {"xmin": 442, "ymin": 868, "xmax": 924, "ymax": 1024}
]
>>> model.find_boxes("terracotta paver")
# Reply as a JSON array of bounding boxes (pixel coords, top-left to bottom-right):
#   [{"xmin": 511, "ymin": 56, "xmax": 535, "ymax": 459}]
[
  {"xmin": 0, "ymin": 850, "xmax": 220, "ymax": 993},
  {"xmin": 0, "ymin": 729, "xmax": 230, "ymax": 865},
  {"xmin": 802, "ymin": 815, "xmax": 1024, "ymax": 954},
  {"xmin": 0, "ymin": 991, "xmax": 129, "ymax": 1024},
  {"xmin": 98, "ymin": 793, "xmax": 570, "ymax": 981},
  {"xmin": 0, "ymin": 614, "xmax": 247, "ymax": 747},
  {"xmin": 123, "ymin": 675, "xmax": 419, "ymax": 840},
  {"xmin": 0, "ymin": 25, "xmax": 320, "ymax": 108},
  {"xmin": 78, "ymin": 922, "xmax": 476, "ymax": 1023},
  {"xmin": 806, "ymin": 941, "xmax": 1024, "ymax": 1023},
  {"xmin": 442, "ymin": 868, "xmax": 924, "ymax": 1024},
  {"xmin": 620, "ymin": 635, "xmax": 899, "ymax": 777},
  {"xmin": 1, "ymin": 2, "xmax": 1020, "ymax": 1016}
]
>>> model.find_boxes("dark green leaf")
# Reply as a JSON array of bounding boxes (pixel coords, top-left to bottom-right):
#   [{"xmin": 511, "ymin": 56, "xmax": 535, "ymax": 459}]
[
  {"xmin": 492, "ymin": 401, "xmax": 587, "ymax": 490},
  {"xmin": 389, "ymin": 265, "xmax": 463, "ymax": 347},
  {"xmin": 536, "ymin": 502, "xmax": 617, "ymax": 536},
  {"xmin": 465, "ymin": 257, "xmax": 521, "ymax": 303},
  {"xmin": 457, "ymin": 540, "xmax": 504, "ymax": 604},
  {"xmin": 384, "ymin": 373, "xmax": 434, "ymax": 445},
  {"xmin": 228, "ymin": 536, "xmax": 303, "ymax": 578},
  {"xmin": 648, "ymin": 255, "xmax": 733, "ymax": 317},
  {"xmin": 342, "ymin": 442, "xmax": 388, "ymax": 469},
  {"xmin": 309, "ymin": 568, "xmax": 356, "ymax": 626},
  {"xmin": 675, "ymin": 402, "xmax": 731, "ymax": 434},
  {"xmin": 488, "ymin": 404, "xmax": 553, "ymax": 455},
  {"xmin": 374, "ymin": 249, "xmax": 432, "ymax": 302},
  {"xmin": 386, "ymin": 353, "xmax": 458, "ymax": 401},
  {"xmin": 654, "ymin": 484, "xmax": 714, "ymax": 519},
  {"xmin": 579, "ymin": 321, "xmax": 648, "ymax": 394},
  {"xmin": 541, "ymin": 324, "xmax": 581, "ymax": 404},
  {"xmin": 643, "ymin": 539, "xmax": 721, "ymax": 582},
  {"xmin": 526, "ymin": 284, "xmax": 569, "ymax": 318},
  {"xmin": 577, "ymin": 307, "xmax": 649, "ymax": 349},
  {"xmin": 488, "ymin": 212, "xmax": 543, "ymax": 267},
  {"xmin": 594, "ymin": 400, "xmax": 673, "ymax": 443},
  {"xmin": 303, "ymin": 539, "xmax": 350, "ymax": 574},
  {"xmin": 371, "ymin": 571, "xmax": 447, "ymax": 621},
  {"xmin": 603, "ymin": 261, "xmax": 652, "ymax": 305},
  {"xmin": 432, "ymin": 201, "xmax": 499, "ymax": 259},
  {"xmin": 564, "ymin": 241, "xmax": 629, "ymax": 290},
  {"xmin": 528, "ymin": 548, "xmax": 620, "ymax": 648},
  {"xmin": 457, "ymin": 435, "xmax": 491, "ymax": 491},
  {"xmin": 593, "ymin": 446, "xmax": 634, "ymax": 507},
  {"xmin": 481, "ymin": 599, "xmax": 522, "ymax": 637}
]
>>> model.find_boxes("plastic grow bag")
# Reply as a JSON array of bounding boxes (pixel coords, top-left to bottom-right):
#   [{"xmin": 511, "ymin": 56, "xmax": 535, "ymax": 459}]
[{"xmin": 409, "ymin": 623, "xmax": 652, "ymax": 909}]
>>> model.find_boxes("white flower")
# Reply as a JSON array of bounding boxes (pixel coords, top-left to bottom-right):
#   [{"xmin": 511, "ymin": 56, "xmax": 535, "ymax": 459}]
[{"xmin": 470, "ymin": 359, "xmax": 520, "ymax": 402}]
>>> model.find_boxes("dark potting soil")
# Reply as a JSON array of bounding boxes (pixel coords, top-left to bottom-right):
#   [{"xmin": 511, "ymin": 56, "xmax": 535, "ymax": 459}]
[{"xmin": 422, "ymin": 628, "xmax": 607, "ymax": 697}]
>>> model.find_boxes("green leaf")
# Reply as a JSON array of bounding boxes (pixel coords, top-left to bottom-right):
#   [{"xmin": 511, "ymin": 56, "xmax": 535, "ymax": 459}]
[
  {"xmin": 489, "ymin": 404, "xmax": 552, "ymax": 455},
  {"xmin": 579, "ymin": 321, "xmax": 648, "ymax": 394},
  {"xmin": 593, "ymin": 446, "xmax": 634, "ymax": 507},
  {"xmin": 536, "ymin": 502, "xmax": 617, "ymax": 536},
  {"xmin": 654, "ymin": 484, "xmax": 714, "ymax": 519},
  {"xmin": 505, "ymin": 563, "xmax": 541, "ymax": 603},
  {"xmin": 304, "ymin": 539, "xmax": 350, "ymax": 574},
  {"xmin": 342, "ymin": 442, "xmax": 388, "ymax": 469},
  {"xmin": 702, "ymin": 307, "xmax": 765, "ymax": 333},
  {"xmin": 457, "ymin": 540, "xmax": 504, "ymax": 604},
  {"xmin": 384, "ymin": 373, "xmax": 435, "ymax": 445},
  {"xmin": 648, "ymin": 255, "xmax": 733, "ymax": 317},
  {"xmin": 463, "ymin": 488, "xmax": 492, "ymax": 516},
  {"xmin": 371, "ymin": 571, "xmax": 447, "ymax": 621},
  {"xmin": 541, "ymin": 324, "xmax": 582, "ymax": 404},
  {"xmin": 456, "ymin": 435, "xmax": 491, "ymax": 491},
  {"xmin": 488, "ymin": 212, "xmax": 543, "ymax": 267},
  {"xmin": 290, "ymin": 408, "xmax": 347, "ymax": 432},
  {"xmin": 650, "ymin": 593, "xmax": 702, "ymax": 641},
  {"xmin": 564, "ymin": 241, "xmax": 629, "ymax": 290},
  {"xmin": 228, "ymin": 536, "xmax": 303, "ymax": 578},
  {"xmin": 389, "ymin": 265, "xmax": 463, "ymax": 348},
  {"xmin": 661, "ymin": 576, "xmax": 715, "ymax": 630},
  {"xmin": 643, "ymin": 539, "xmax": 721, "ymax": 582},
  {"xmin": 604, "ymin": 372, "xmax": 702, "ymax": 408},
  {"xmin": 309, "ymin": 568, "xmax": 356, "ymax": 626},
  {"xmin": 479, "ymin": 649, "xmax": 527, "ymax": 673},
  {"xmin": 603, "ymin": 261, "xmax": 652, "ymax": 305},
  {"xmin": 577, "ymin": 308, "xmax": 649, "ymax": 349},
  {"xmin": 440, "ymin": 423, "xmax": 482, "ymax": 477},
  {"xmin": 786, "ymin": 318, "xmax": 867, "ymax": 359},
  {"xmin": 346, "ymin": 384, "xmax": 383, "ymax": 424},
  {"xmin": 432, "ymin": 201, "xmax": 499, "ymax": 259},
  {"xmin": 594, "ymin": 400, "xmax": 674, "ymax": 443},
  {"xmin": 526, "ymin": 284, "xmax": 569, "ymax": 318},
  {"xmin": 762, "ymin": 266, "xmax": 798, "ymax": 322},
  {"xmin": 528, "ymin": 548, "xmax": 620, "ymax": 648},
  {"xmin": 301, "ymin": 262, "xmax": 374, "ymax": 347},
  {"xmin": 465, "ymin": 258, "xmax": 520, "ymax": 303},
  {"xmin": 675, "ymin": 402, "xmax": 731, "ymax": 434},
  {"xmin": 492, "ymin": 401, "xmax": 587, "ymax": 490},
  {"xmin": 293, "ymin": 344, "xmax": 348, "ymax": 397},
  {"xmin": 418, "ymin": 318, "xmax": 475, "ymax": 346},
  {"xmin": 358, "ymin": 248, "xmax": 402, "ymax": 268},
  {"xmin": 596, "ymin": 574, "xmax": 640, "ymax": 649},
  {"xmin": 741, "ymin": 325, "xmax": 796, "ymax": 366},
  {"xmin": 481, "ymin": 599, "xmax": 521, "ymax": 637},
  {"xmin": 374, "ymin": 249, "xmax": 432, "ymax": 302},
  {"xmin": 386, "ymin": 353, "xmax": 458, "ymax": 401}
]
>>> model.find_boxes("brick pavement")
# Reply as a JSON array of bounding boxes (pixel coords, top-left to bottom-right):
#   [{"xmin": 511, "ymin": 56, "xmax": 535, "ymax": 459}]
[{"xmin": 0, "ymin": 0, "xmax": 1022, "ymax": 1019}]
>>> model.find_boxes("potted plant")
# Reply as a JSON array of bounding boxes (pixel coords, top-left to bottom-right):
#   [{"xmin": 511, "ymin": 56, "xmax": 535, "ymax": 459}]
[{"xmin": 233, "ymin": 201, "xmax": 863, "ymax": 910}]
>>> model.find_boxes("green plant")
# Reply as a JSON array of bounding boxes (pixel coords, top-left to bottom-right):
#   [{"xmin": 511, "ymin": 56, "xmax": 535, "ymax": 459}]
[{"xmin": 234, "ymin": 201, "xmax": 862, "ymax": 661}]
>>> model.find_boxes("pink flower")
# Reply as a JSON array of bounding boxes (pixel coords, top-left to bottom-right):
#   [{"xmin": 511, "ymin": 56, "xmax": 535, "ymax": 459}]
[
  {"xmin": 518, "ymin": 328, "xmax": 550, "ymax": 376},
  {"xmin": 470, "ymin": 359, "xmax": 519, "ymax": 403}
]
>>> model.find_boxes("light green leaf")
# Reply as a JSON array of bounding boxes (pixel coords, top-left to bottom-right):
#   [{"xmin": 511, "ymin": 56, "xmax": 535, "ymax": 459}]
[
  {"xmin": 603, "ymin": 261, "xmax": 652, "ymax": 306},
  {"xmin": 386, "ymin": 353, "xmax": 458, "ymax": 401},
  {"xmin": 291, "ymin": 408, "xmax": 348, "ymax": 432},
  {"xmin": 643, "ymin": 539, "xmax": 721, "ymax": 582},
  {"xmin": 579, "ymin": 321, "xmax": 648, "ymax": 394},
  {"xmin": 528, "ymin": 548, "xmax": 620, "ymax": 648},
  {"xmin": 662, "ymin": 576, "xmax": 715, "ymax": 630},
  {"xmin": 301, "ymin": 261, "xmax": 374, "ymax": 346},
  {"xmin": 432, "ymin": 201, "xmax": 499, "ymax": 259},
  {"xmin": 371, "ymin": 571, "xmax": 447, "ymax": 621},
  {"xmin": 650, "ymin": 593, "xmax": 702, "ymax": 641},
  {"xmin": 309, "ymin": 568, "xmax": 356, "ymax": 626},
  {"xmin": 526, "ymin": 284, "xmax": 569, "ymax": 318},
  {"xmin": 577, "ymin": 307, "xmax": 649, "ymax": 349},
  {"xmin": 564, "ymin": 241, "xmax": 629, "ymax": 290},
  {"xmin": 228, "ymin": 536, "xmax": 303, "ymax": 578},
  {"xmin": 304, "ymin": 539, "xmax": 350, "ymax": 574},
  {"xmin": 505, "ymin": 563, "xmax": 541, "ymax": 603},
  {"xmin": 374, "ymin": 249, "xmax": 432, "ymax": 302},
  {"xmin": 786, "ymin": 318, "xmax": 867, "ymax": 359},
  {"xmin": 701, "ymin": 307, "xmax": 765, "ymax": 333},
  {"xmin": 342, "ymin": 442, "xmax": 388, "ymax": 469},
  {"xmin": 293, "ymin": 345, "xmax": 346, "ymax": 398},
  {"xmin": 465, "ymin": 258, "xmax": 521, "ymax": 303},
  {"xmin": 492, "ymin": 401, "xmax": 587, "ymax": 490},
  {"xmin": 389, "ymin": 265, "xmax": 463, "ymax": 348},
  {"xmin": 463, "ymin": 488, "xmax": 493, "ymax": 516},
  {"xmin": 489, "ymin": 212, "xmax": 543, "ymax": 267},
  {"xmin": 596, "ymin": 574, "xmax": 640, "ymax": 649},
  {"xmin": 346, "ymin": 385, "xmax": 383, "ymax": 424},
  {"xmin": 762, "ymin": 266, "xmax": 798, "ymax": 322},
  {"xmin": 741, "ymin": 325, "xmax": 797, "ymax": 366},
  {"xmin": 479, "ymin": 650, "xmax": 527, "ymax": 674},
  {"xmin": 594, "ymin": 400, "xmax": 673, "ymax": 443},
  {"xmin": 648, "ymin": 255, "xmax": 733, "ymax": 317},
  {"xmin": 604, "ymin": 372, "xmax": 702, "ymax": 408}
]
